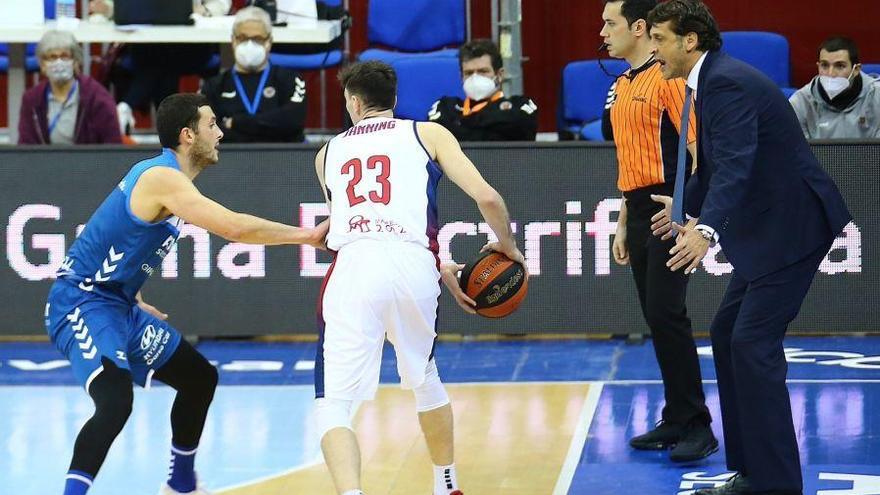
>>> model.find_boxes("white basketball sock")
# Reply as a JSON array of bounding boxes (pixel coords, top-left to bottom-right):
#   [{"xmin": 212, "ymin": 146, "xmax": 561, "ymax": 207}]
[{"xmin": 433, "ymin": 463, "xmax": 459, "ymax": 494}]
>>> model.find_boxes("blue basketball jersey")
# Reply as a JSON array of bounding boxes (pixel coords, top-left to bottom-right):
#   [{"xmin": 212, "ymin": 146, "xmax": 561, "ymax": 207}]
[{"xmin": 56, "ymin": 148, "xmax": 182, "ymax": 305}]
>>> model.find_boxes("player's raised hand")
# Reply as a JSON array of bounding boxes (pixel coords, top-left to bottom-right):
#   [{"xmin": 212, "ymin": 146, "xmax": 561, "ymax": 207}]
[
  {"xmin": 650, "ymin": 194, "xmax": 675, "ymax": 240},
  {"xmin": 440, "ymin": 263, "xmax": 477, "ymax": 314}
]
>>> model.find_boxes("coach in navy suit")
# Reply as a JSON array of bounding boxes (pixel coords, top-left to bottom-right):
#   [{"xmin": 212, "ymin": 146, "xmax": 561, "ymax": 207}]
[{"xmin": 644, "ymin": 1, "xmax": 852, "ymax": 494}]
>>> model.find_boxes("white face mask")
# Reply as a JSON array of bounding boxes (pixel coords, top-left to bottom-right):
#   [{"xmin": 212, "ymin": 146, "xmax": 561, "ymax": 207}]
[
  {"xmin": 46, "ymin": 59, "xmax": 74, "ymax": 83},
  {"xmin": 235, "ymin": 40, "xmax": 267, "ymax": 70},
  {"xmin": 463, "ymin": 74, "xmax": 498, "ymax": 101},
  {"xmin": 819, "ymin": 66, "xmax": 857, "ymax": 99}
]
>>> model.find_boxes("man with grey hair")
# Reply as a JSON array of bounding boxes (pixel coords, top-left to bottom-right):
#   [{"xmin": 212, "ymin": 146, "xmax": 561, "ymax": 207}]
[
  {"xmin": 201, "ymin": 6, "xmax": 308, "ymax": 142},
  {"xmin": 18, "ymin": 30, "xmax": 121, "ymax": 144}
]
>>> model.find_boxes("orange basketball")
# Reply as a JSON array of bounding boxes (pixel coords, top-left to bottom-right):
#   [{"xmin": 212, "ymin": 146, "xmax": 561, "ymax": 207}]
[{"xmin": 458, "ymin": 251, "xmax": 528, "ymax": 318}]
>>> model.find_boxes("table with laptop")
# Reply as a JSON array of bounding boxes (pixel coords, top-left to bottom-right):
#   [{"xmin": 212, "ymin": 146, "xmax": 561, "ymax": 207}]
[{"xmin": 1, "ymin": 0, "xmax": 341, "ymax": 141}]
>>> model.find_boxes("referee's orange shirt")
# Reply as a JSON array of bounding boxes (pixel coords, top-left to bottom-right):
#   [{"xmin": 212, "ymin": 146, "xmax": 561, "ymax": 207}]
[{"xmin": 609, "ymin": 61, "xmax": 696, "ymax": 192}]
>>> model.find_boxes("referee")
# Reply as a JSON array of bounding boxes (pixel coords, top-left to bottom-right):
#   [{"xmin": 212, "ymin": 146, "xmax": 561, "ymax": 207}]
[{"xmin": 600, "ymin": 0, "xmax": 716, "ymax": 462}]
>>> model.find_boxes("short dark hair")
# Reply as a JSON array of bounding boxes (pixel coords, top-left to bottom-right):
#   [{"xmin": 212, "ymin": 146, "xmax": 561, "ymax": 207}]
[
  {"xmin": 605, "ymin": 0, "xmax": 658, "ymax": 28},
  {"xmin": 338, "ymin": 60, "xmax": 397, "ymax": 111},
  {"xmin": 647, "ymin": 0, "xmax": 722, "ymax": 52},
  {"xmin": 156, "ymin": 93, "xmax": 210, "ymax": 149},
  {"xmin": 459, "ymin": 39, "xmax": 503, "ymax": 72},
  {"xmin": 818, "ymin": 36, "xmax": 860, "ymax": 65}
]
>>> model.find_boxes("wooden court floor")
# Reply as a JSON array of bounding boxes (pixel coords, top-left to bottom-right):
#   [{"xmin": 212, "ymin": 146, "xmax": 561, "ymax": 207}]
[{"xmin": 220, "ymin": 383, "xmax": 594, "ymax": 495}]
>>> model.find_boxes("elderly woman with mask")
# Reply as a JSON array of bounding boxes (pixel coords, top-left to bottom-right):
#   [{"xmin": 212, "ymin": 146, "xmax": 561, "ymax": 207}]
[
  {"xmin": 18, "ymin": 30, "xmax": 121, "ymax": 145},
  {"xmin": 201, "ymin": 6, "xmax": 308, "ymax": 143}
]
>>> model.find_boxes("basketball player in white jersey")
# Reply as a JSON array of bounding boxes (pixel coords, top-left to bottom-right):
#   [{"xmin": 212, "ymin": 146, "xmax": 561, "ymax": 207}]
[{"xmin": 312, "ymin": 61, "xmax": 524, "ymax": 495}]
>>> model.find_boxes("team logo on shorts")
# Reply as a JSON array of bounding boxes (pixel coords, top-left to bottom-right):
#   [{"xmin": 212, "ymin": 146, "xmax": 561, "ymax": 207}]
[{"xmin": 141, "ymin": 325, "xmax": 157, "ymax": 350}]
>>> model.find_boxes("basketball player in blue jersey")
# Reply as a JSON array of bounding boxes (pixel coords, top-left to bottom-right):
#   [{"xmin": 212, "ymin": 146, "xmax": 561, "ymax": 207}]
[{"xmin": 44, "ymin": 93, "xmax": 328, "ymax": 495}]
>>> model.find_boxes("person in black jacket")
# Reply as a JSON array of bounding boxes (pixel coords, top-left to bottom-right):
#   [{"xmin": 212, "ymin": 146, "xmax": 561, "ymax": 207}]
[
  {"xmin": 201, "ymin": 6, "xmax": 307, "ymax": 143},
  {"xmin": 428, "ymin": 39, "xmax": 538, "ymax": 141}
]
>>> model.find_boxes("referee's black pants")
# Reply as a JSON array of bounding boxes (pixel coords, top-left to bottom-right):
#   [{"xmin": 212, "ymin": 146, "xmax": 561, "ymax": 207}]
[{"xmin": 624, "ymin": 184, "xmax": 711, "ymax": 426}]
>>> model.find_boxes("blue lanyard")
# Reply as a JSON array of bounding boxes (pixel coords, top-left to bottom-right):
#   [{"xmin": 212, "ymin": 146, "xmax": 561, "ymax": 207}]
[
  {"xmin": 231, "ymin": 65, "xmax": 271, "ymax": 115},
  {"xmin": 47, "ymin": 81, "xmax": 78, "ymax": 135}
]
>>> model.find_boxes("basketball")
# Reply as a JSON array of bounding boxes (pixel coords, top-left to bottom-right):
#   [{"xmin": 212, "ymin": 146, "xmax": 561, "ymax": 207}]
[{"xmin": 458, "ymin": 251, "xmax": 528, "ymax": 318}]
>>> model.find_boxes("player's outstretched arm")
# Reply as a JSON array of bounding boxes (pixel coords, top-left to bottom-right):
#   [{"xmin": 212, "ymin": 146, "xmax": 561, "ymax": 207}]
[
  {"xmin": 133, "ymin": 167, "xmax": 328, "ymax": 247},
  {"xmin": 416, "ymin": 121, "xmax": 523, "ymax": 265}
]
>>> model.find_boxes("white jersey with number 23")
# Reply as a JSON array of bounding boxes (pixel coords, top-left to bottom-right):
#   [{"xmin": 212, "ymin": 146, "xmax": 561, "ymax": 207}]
[{"xmin": 323, "ymin": 116, "xmax": 442, "ymax": 255}]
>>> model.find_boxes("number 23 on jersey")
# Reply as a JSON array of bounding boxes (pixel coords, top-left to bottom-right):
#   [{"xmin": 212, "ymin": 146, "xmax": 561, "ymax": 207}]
[{"xmin": 342, "ymin": 154, "xmax": 392, "ymax": 207}]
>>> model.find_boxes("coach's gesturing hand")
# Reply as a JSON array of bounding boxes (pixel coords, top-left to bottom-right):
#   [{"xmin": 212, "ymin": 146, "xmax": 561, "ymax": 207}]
[
  {"xmin": 440, "ymin": 263, "xmax": 478, "ymax": 314},
  {"xmin": 650, "ymin": 194, "xmax": 675, "ymax": 240},
  {"xmin": 667, "ymin": 221, "xmax": 709, "ymax": 274}
]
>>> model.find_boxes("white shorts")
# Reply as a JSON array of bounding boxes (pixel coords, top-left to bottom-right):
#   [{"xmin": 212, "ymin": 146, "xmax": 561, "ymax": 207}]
[{"xmin": 316, "ymin": 240, "xmax": 441, "ymax": 401}]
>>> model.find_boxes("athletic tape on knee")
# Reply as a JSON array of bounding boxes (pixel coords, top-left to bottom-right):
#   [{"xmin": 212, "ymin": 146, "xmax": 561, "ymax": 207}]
[
  {"xmin": 413, "ymin": 360, "xmax": 450, "ymax": 412},
  {"xmin": 314, "ymin": 398, "xmax": 354, "ymax": 439}
]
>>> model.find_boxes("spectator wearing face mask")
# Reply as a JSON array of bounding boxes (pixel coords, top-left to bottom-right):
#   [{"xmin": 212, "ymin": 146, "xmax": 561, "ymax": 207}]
[
  {"xmin": 18, "ymin": 30, "xmax": 122, "ymax": 145},
  {"xmin": 789, "ymin": 36, "xmax": 880, "ymax": 139},
  {"xmin": 428, "ymin": 39, "xmax": 538, "ymax": 141},
  {"xmin": 200, "ymin": 6, "xmax": 307, "ymax": 143}
]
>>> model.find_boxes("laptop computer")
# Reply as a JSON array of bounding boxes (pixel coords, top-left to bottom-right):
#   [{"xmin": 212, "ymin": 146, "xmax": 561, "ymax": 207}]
[{"xmin": 114, "ymin": 0, "xmax": 194, "ymax": 26}]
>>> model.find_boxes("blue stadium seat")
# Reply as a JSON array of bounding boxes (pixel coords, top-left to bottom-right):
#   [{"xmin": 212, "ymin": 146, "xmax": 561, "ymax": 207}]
[
  {"xmin": 580, "ymin": 120, "xmax": 604, "ymax": 141},
  {"xmin": 1, "ymin": 40, "xmax": 40, "ymax": 73},
  {"xmin": 721, "ymin": 31, "xmax": 790, "ymax": 87},
  {"xmin": 269, "ymin": 50, "xmax": 343, "ymax": 71},
  {"xmin": 25, "ymin": 44, "xmax": 40, "ymax": 72},
  {"xmin": 388, "ymin": 56, "xmax": 464, "ymax": 120},
  {"xmin": 358, "ymin": 48, "xmax": 458, "ymax": 64},
  {"xmin": 368, "ymin": 0, "xmax": 464, "ymax": 51},
  {"xmin": 360, "ymin": 0, "xmax": 465, "ymax": 62},
  {"xmin": 560, "ymin": 59, "xmax": 628, "ymax": 141},
  {"xmin": 862, "ymin": 63, "xmax": 880, "ymax": 79}
]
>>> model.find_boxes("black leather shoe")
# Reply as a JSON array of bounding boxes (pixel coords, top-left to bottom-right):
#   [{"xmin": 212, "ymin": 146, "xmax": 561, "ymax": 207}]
[
  {"xmin": 694, "ymin": 473, "xmax": 751, "ymax": 494},
  {"xmin": 670, "ymin": 422, "xmax": 719, "ymax": 462},
  {"xmin": 694, "ymin": 473, "xmax": 802, "ymax": 495},
  {"xmin": 629, "ymin": 420, "xmax": 683, "ymax": 450}
]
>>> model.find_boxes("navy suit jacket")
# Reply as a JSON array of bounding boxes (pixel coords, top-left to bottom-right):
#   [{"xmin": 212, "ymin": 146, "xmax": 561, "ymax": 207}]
[{"xmin": 686, "ymin": 51, "xmax": 852, "ymax": 281}]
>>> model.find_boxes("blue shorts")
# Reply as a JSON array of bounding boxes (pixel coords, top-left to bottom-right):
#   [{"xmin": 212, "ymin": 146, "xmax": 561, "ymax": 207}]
[{"xmin": 45, "ymin": 282, "xmax": 182, "ymax": 389}]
